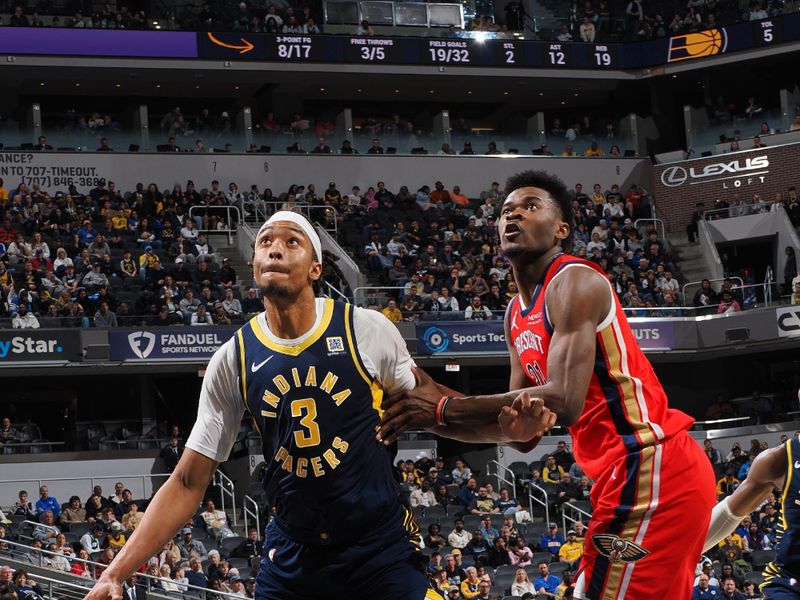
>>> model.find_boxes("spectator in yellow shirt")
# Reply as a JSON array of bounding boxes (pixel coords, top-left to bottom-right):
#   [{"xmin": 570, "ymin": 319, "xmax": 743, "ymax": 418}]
[
  {"xmin": 716, "ymin": 470, "xmax": 740, "ymax": 499},
  {"xmin": 543, "ymin": 455, "xmax": 565, "ymax": 483},
  {"xmin": 106, "ymin": 522, "xmax": 127, "ymax": 549},
  {"xmin": 584, "ymin": 141, "xmax": 605, "ymax": 156},
  {"xmin": 558, "ymin": 530, "xmax": 584, "ymax": 568},
  {"xmin": 460, "ymin": 567, "xmax": 481, "ymax": 599},
  {"xmin": 382, "ymin": 299, "xmax": 402, "ymax": 323}
]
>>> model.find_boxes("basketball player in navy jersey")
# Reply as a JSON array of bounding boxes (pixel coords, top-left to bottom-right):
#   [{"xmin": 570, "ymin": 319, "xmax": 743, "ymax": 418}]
[
  {"xmin": 703, "ymin": 396, "xmax": 800, "ymax": 599},
  {"xmin": 83, "ymin": 211, "xmax": 556, "ymax": 600}
]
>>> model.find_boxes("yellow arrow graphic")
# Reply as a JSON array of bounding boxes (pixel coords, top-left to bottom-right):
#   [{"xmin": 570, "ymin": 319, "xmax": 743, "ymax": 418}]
[{"xmin": 207, "ymin": 32, "xmax": 254, "ymax": 54}]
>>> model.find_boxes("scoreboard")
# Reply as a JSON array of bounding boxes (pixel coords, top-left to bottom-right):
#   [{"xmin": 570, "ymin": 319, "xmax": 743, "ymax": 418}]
[{"xmin": 199, "ymin": 31, "xmax": 630, "ymax": 68}]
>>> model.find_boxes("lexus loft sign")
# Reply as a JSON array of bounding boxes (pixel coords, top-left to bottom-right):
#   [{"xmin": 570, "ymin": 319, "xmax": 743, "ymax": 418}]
[{"xmin": 660, "ymin": 155, "xmax": 769, "ymax": 189}]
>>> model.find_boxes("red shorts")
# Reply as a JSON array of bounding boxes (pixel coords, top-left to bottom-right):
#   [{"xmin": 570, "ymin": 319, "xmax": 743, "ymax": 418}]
[{"xmin": 573, "ymin": 431, "xmax": 716, "ymax": 600}]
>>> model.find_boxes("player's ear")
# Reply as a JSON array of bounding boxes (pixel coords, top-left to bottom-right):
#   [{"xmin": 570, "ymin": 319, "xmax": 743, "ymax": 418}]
[
  {"xmin": 308, "ymin": 256, "xmax": 322, "ymax": 281},
  {"xmin": 555, "ymin": 218, "xmax": 570, "ymax": 242}
]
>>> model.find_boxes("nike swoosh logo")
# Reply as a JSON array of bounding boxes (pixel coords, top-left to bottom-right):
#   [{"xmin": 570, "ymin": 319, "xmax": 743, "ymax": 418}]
[
  {"xmin": 795, "ymin": 460, "xmax": 800, "ymax": 470},
  {"xmin": 251, "ymin": 356, "xmax": 273, "ymax": 373}
]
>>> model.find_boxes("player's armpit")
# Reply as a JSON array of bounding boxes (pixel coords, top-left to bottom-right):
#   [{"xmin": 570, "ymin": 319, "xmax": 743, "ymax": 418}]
[{"xmin": 726, "ymin": 445, "xmax": 787, "ymax": 516}]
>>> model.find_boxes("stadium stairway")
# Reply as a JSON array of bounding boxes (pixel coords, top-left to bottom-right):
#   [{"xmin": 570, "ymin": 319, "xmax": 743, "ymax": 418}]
[
  {"xmin": 213, "ymin": 234, "xmax": 252, "ymax": 296},
  {"xmin": 667, "ymin": 233, "xmax": 710, "ymax": 289}
]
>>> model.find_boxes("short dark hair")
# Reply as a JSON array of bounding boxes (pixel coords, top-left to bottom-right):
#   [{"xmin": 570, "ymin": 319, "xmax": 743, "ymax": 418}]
[{"xmin": 504, "ymin": 170, "xmax": 575, "ymax": 247}]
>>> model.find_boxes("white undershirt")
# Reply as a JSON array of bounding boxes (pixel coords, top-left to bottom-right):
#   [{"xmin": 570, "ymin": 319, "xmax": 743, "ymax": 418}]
[{"xmin": 186, "ymin": 298, "xmax": 417, "ymax": 463}]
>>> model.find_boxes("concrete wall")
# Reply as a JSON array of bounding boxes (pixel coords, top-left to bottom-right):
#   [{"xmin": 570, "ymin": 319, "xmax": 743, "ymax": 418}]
[{"xmin": 0, "ymin": 151, "xmax": 649, "ymax": 204}]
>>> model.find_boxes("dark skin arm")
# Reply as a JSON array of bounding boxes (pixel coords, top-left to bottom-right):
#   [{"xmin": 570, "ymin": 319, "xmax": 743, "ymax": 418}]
[
  {"xmin": 725, "ymin": 445, "xmax": 786, "ymax": 517},
  {"xmin": 377, "ymin": 267, "xmax": 609, "ymax": 444}
]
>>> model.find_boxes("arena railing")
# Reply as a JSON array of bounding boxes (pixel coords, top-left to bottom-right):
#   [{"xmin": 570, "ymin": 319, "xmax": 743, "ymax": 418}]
[
  {"xmin": 242, "ymin": 495, "xmax": 261, "ymax": 542},
  {"xmin": 0, "ymin": 562, "xmax": 94, "ymax": 600},
  {"xmin": 485, "ymin": 460, "xmax": 515, "ymax": 495},
  {"xmin": 561, "ymin": 501, "xmax": 592, "ymax": 533},
  {"xmin": 680, "ymin": 276, "xmax": 745, "ymax": 307},
  {"xmin": 701, "ymin": 200, "xmax": 780, "ymax": 221},
  {"xmin": 0, "ymin": 538, "xmax": 249, "ymax": 600},
  {"xmin": 213, "ymin": 470, "xmax": 237, "ymax": 527},
  {"xmin": 633, "ymin": 218, "xmax": 668, "ymax": 250},
  {"xmin": 527, "ymin": 482, "xmax": 550, "ymax": 528},
  {"xmin": 188, "ymin": 205, "xmax": 241, "ymax": 246}
]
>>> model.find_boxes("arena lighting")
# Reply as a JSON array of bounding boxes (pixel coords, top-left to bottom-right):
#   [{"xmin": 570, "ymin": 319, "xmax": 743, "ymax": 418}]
[{"xmin": 474, "ymin": 31, "xmax": 487, "ymax": 43}]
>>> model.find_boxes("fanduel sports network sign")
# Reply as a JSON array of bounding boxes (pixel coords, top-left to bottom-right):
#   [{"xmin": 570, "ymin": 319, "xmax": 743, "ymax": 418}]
[
  {"xmin": 415, "ymin": 320, "xmax": 673, "ymax": 355},
  {"xmin": 653, "ymin": 142, "xmax": 800, "ymax": 234},
  {"xmin": 109, "ymin": 328, "xmax": 236, "ymax": 361},
  {"xmin": 0, "ymin": 330, "xmax": 81, "ymax": 363}
]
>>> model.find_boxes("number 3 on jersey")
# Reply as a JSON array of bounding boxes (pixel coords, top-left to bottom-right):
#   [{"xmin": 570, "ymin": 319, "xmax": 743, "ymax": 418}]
[{"xmin": 291, "ymin": 398, "xmax": 321, "ymax": 448}]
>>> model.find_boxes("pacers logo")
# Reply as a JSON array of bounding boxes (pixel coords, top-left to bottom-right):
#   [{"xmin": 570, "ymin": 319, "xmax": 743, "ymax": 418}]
[
  {"xmin": 422, "ymin": 327, "xmax": 449, "ymax": 353},
  {"xmin": 668, "ymin": 28, "xmax": 727, "ymax": 63}
]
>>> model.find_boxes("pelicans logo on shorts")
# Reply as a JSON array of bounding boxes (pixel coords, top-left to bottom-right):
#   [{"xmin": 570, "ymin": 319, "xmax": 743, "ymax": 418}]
[{"xmin": 592, "ymin": 534, "xmax": 649, "ymax": 563}]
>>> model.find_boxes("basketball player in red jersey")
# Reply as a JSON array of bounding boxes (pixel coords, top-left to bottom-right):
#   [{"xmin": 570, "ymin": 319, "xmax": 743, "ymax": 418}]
[{"xmin": 378, "ymin": 170, "xmax": 716, "ymax": 599}]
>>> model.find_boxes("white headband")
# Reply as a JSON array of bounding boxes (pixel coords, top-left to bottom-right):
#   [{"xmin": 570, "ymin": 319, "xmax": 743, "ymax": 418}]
[{"xmin": 258, "ymin": 211, "xmax": 322, "ymax": 262}]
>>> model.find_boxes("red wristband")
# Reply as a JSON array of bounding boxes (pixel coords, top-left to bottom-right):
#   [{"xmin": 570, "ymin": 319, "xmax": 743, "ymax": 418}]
[{"xmin": 435, "ymin": 395, "xmax": 450, "ymax": 427}]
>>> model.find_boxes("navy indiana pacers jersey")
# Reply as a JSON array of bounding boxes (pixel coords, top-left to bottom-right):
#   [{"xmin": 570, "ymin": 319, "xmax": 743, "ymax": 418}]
[
  {"xmin": 766, "ymin": 434, "xmax": 800, "ymax": 581},
  {"xmin": 234, "ymin": 298, "xmax": 408, "ymax": 547}
]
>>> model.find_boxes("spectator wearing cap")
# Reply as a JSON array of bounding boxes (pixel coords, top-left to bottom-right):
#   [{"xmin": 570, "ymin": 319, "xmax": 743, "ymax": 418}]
[
  {"xmin": 541, "ymin": 522, "xmax": 565, "ymax": 557},
  {"xmin": 533, "ymin": 561, "xmax": 560, "ymax": 596},
  {"xmin": 446, "ymin": 585, "xmax": 461, "ymax": 600},
  {"xmin": 229, "ymin": 576, "xmax": 247, "ymax": 597},
  {"xmin": 179, "ymin": 527, "xmax": 208, "ymax": 561},
  {"xmin": 106, "ymin": 521, "xmax": 127, "ymax": 550},
  {"xmin": 558, "ymin": 530, "xmax": 584, "ymax": 569}
]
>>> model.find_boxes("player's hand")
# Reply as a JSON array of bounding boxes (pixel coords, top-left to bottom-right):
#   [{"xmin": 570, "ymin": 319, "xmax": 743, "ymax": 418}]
[
  {"xmin": 377, "ymin": 367, "xmax": 439, "ymax": 445},
  {"xmin": 498, "ymin": 390, "xmax": 557, "ymax": 444},
  {"xmin": 83, "ymin": 576, "xmax": 124, "ymax": 600}
]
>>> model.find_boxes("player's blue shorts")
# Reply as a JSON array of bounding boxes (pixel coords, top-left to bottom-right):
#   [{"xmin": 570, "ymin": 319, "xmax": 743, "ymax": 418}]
[
  {"xmin": 762, "ymin": 565, "xmax": 800, "ymax": 599},
  {"xmin": 255, "ymin": 512, "xmax": 443, "ymax": 600}
]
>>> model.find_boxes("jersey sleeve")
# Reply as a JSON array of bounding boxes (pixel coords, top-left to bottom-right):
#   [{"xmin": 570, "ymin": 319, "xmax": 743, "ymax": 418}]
[
  {"xmin": 185, "ymin": 337, "xmax": 245, "ymax": 463},
  {"xmin": 352, "ymin": 306, "xmax": 417, "ymax": 396}
]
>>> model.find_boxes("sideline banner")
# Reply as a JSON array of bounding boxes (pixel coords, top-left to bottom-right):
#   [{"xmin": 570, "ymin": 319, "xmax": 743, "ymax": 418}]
[
  {"xmin": 415, "ymin": 319, "xmax": 673, "ymax": 355},
  {"xmin": 0, "ymin": 329, "xmax": 81, "ymax": 362},
  {"xmin": 109, "ymin": 328, "xmax": 236, "ymax": 361}
]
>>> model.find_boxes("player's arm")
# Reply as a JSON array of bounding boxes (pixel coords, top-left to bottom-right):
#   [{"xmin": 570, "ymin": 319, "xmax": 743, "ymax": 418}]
[
  {"xmin": 84, "ymin": 339, "xmax": 243, "ymax": 600},
  {"xmin": 84, "ymin": 451, "xmax": 218, "ymax": 600},
  {"xmin": 377, "ymin": 267, "xmax": 608, "ymax": 444},
  {"xmin": 360, "ymin": 306, "xmax": 551, "ymax": 445},
  {"xmin": 703, "ymin": 444, "xmax": 786, "ymax": 552}
]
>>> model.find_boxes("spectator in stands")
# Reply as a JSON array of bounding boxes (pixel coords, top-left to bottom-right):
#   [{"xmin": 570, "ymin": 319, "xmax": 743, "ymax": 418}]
[
  {"xmin": 186, "ymin": 557, "xmax": 208, "ymax": 588},
  {"xmin": 448, "ymin": 518, "xmax": 472, "ymax": 549},
  {"xmin": 464, "ymin": 295, "xmax": 492, "ymax": 320},
  {"xmin": 382, "ymin": 299, "xmax": 402, "ymax": 323},
  {"xmin": 80, "ymin": 523, "xmax": 105, "ymax": 553},
  {"xmin": 541, "ymin": 523, "xmax": 565, "ymax": 557},
  {"xmin": 717, "ymin": 291, "xmax": 741, "ymax": 314},
  {"xmin": 542, "ymin": 455, "xmax": 564, "ymax": 483},
  {"xmin": 179, "ymin": 527, "xmax": 208, "ymax": 561},
  {"xmin": 35, "ymin": 486, "xmax": 61, "ymax": 519},
  {"xmin": 703, "ymin": 439, "xmax": 722, "ymax": 464},
  {"xmin": 94, "ymin": 300, "xmax": 118, "ymax": 327},
  {"xmin": 693, "ymin": 279, "xmax": 719, "ymax": 309},
  {"xmin": 533, "ymin": 561, "xmax": 560, "ymax": 596},
  {"xmin": 33, "ymin": 511, "xmax": 60, "ymax": 543},
  {"xmin": 191, "ymin": 304, "xmax": 213, "ymax": 326},
  {"xmin": 693, "ymin": 573, "xmax": 720, "ymax": 599},
  {"xmin": 469, "ymin": 487, "xmax": 499, "ymax": 516},
  {"xmin": 716, "ymin": 469, "xmax": 740, "ymax": 500},
  {"xmin": 11, "ymin": 490, "xmax": 34, "ymax": 517},
  {"xmin": 121, "ymin": 502, "xmax": 143, "ymax": 532},
  {"xmin": 159, "ymin": 436, "xmax": 183, "ymax": 472},
  {"xmin": 231, "ymin": 527, "xmax": 263, "ymax": 559},
  {"xmin": 508, "ymin": 537, "xmax": 534, "ymax": 567},
  {"xmin": 200, "ymin": 500, "xmax": 235, "ymax": 539},
  {"xmin": 61, "ymin": 496, "xmax": 87, "ymax": 524},
  {"xmin": 113, "ymin": 489, "xmax": 135, "ymax": 520},
  {"xmin": 558, "ymin": 530, "xmax": 584, "ymax": 568},
  {"xmin": 11, "ymin": 305, "xmax": 39, "ymax": 329},
  {"xmin": 512, "ymin": 568, "xmax": 536, "ymax": 597},
  {"xmin": 106, "ymin": 521, "xmax": 127, "ymax": 550}
]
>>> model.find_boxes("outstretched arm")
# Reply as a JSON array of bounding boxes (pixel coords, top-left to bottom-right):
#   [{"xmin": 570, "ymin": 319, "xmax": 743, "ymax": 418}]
[
  {"xmin": 703, "ymin": 444, "xmax": 786, "ymax": 552},
  {"xmin": 83, "ymin": 450, "xmax": 217, "ymax": 600},
  {"xmin": 377, "ymin": 267, "xmax": 609, "ymax": 444}
]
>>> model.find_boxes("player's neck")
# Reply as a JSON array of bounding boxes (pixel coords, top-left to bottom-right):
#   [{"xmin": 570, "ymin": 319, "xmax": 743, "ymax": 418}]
[
  {"xmin": 262, "ymin": 289, "xmax": 318, "ymax": 339},
  {"xmin": 511, "ymin": 246, "xmax": 563, "ymax": 306}
]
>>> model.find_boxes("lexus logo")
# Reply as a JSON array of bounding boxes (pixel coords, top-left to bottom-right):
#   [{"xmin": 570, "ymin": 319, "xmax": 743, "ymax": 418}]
[
  {"xmin": 661, "ymin": 166, "xmax": 688, "ymax": 187},
  {"xmin": 128, "ymin": 331, "xmax": 157, "ymax": 359}
]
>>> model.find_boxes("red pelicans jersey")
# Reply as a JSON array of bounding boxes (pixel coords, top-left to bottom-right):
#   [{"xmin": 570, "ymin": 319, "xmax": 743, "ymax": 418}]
[{"xmin": 507, "ymin": 254, "xmax": 693, "ymax": 480}]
